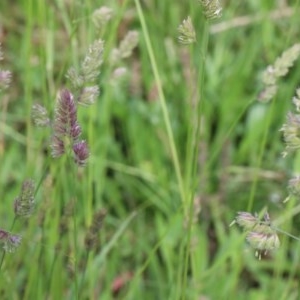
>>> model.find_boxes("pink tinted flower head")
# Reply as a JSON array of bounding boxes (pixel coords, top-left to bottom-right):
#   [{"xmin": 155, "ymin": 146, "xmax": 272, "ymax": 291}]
[
  {"xmin": 0, "ymin": 229, "xmax": 22, "ymax": 253},
  {"xmin": 73, "ymin": 140, "xmax": 89, "ymax": 166}
]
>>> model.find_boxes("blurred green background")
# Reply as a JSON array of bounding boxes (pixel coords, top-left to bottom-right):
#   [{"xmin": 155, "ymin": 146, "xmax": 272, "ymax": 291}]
[{"xmin": 1, "ymin": 0, "xmax": 300, "ymax": 299}]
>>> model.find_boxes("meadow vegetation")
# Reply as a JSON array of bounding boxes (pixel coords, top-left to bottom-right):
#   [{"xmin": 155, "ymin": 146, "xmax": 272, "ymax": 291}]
[{"xmin": 1, "ymin": 0, "xmax": 300, "ymax": 299}]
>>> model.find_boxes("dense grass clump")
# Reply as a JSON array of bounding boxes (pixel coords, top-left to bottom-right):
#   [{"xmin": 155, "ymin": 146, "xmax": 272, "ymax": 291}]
[{"xmin": 1, "ymin": 1, "xmax": 300, "ymax": 299}]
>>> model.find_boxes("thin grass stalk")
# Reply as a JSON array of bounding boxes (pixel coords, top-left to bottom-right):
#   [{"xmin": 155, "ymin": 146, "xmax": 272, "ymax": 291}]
[
  {"xmin": 24, "ymin": 0, "xmax": 35, "ymax": 166},
  {"xmin": 247, "ymin": 99, "xmax": 275, "ymax": 211},
  {"xmin": 85, "ymin": 0, "xmax": 130, "ymax": 226},
  {"xmin": 134, "ymin": 0, "xmax": 187, "ymax": 211},
  {"xmin": 45, "ymin": 161, "xmax": 67, "ymax": 295},
  {"xmin": 72, "ymin": 199, "xmax": 79, "ymax": 300},
  {"xmin": 178, "ymin": 20, "xmax": 210, "ymax": 300},
  {"xmin": 64, "ymin": 156, "xmax": 79, "ymax": 299},
  {"xmin": 187, "ymin": 19, "xmax": 209, "ymax": 294}
]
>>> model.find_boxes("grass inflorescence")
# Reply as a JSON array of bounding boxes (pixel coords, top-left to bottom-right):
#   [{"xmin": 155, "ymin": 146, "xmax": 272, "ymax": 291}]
[{"xmin": 1, "ymin": 0, "xmax": 300, "ymax": 299}]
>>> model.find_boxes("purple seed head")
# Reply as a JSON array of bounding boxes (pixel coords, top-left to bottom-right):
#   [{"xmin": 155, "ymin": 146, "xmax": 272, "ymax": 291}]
[
  {"xmin": 51, "ymin": 89, "xmax": 83, "ymax": 158},
  {"xmin": 53, "ymin": 89, "xmax": 80, "ymax": 138},
  {"xmin": 51, "ymin": 135, "xmax": 65, "ymax": 158},
  {"xmin": 73, "ymin": 140, "xmax": 89, "ymax": 166},
  {"xmin": 0, "ymin": 229, "xmax": 22, "ymax": 253}
]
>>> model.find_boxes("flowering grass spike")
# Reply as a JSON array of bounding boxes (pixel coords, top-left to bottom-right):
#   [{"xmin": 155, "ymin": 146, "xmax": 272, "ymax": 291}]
[
  {"xmin": 259, "ymin": 43, "xmax": 300, "ymax": 102},
  {"xmin": 178, "ymin": 16, "xmax": 196, "ymax": 45},
  {"xmin": 73, "ymin": 140, "xmax": 89, "ymax": 166},
  {"xmin": 284, "ymin": 176, "xmax": 300, "ymax": 203},
  {"xmin": 14, "ymin": 179, "xmax": 36, "ymax": 217},
  {"xmin": 81, "ymin": 39, "xmax": 104, "ymax": 83},
  {"xmin": 280, "ymin": 112, "xmax": 300, "ymax": 157},
  {"xmin": 198, "ymin": 0, "xmax": 222, "ymax": 20},
  {"xmin": 51, "ymin": 89, "xmax": 89, "ymax": 166},
  {"xmin": 66, "ymin": 39, "xmax": 104, "ymax": 105},
  {"xmin": 110, "ymin": 31, "xmax": 139, "ymax": 66},
  {"xmin": 92, "ymin": 6, "xmax": 113, "ymax": 29},
  {"xmin": 292, "ymin": 88, "xmax": 300, "ymax": 111},
  {"xmin": 0, "ymin": 229, "xmax": 22, "ymax": 253},
  {"xmin": 32, "ymin": 103, "xmax": 51, "ymax": 127},
  {"xmin": 231, "ymin": 211, "xmax": 280, "ymax": 259}
]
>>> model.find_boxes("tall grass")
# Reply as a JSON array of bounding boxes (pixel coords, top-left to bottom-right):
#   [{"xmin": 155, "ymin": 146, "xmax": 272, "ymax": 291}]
[{"xmin": 1, "ymin": 0, "xmax": 300, "ymax": 299}]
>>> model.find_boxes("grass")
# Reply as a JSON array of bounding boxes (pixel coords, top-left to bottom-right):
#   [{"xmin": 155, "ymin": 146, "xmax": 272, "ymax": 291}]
[{"xmin": 1, "ymin": 0, "xmax": 300, "ymax": 299}]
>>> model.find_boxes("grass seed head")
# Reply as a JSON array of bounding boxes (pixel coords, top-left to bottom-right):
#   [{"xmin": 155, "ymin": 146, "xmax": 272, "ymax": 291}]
[
  {"xmin": 14, "ymin": 179, "xmax": 35, "ymax": 218},
  {"xmin": 280, "ymin": 112, "xmax": 300, "ymax": 156},
  {"xmin": 0, "ymin": 229, "xmax": 22, "ymax": 253},
  {"xmin": 178, "ymin": 16, "xmax": 196, "ymax": 45},
  {"xmin": 199, "ymin": 0, "xmax": 222, "ymax": 20},
  {"xmin": 92, "ymin": 6, "xmax": 113, "ymax": 29},
  {"xmin": 73, "ymin": 140, "xmax": 89, "ymax": 166}
]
